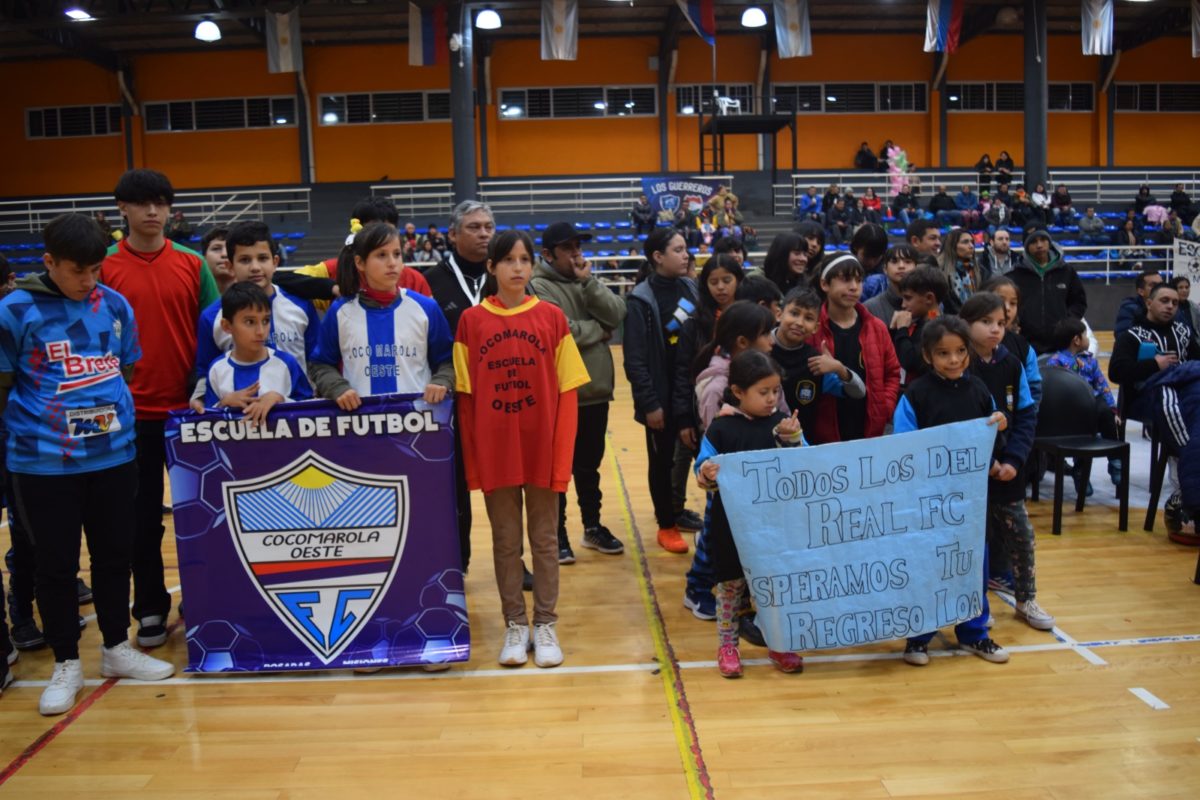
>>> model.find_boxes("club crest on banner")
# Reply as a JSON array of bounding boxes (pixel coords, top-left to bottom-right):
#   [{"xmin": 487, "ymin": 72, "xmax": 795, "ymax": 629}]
[{"xmin": 223, "ymin": 452, "xmax": 408, "ymax": 664}]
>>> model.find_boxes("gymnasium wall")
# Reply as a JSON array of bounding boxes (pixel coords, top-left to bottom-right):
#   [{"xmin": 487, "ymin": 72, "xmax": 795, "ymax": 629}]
[{"xmin": 3, "ymin": 33, "xmax": 1200, "ymax": 196}]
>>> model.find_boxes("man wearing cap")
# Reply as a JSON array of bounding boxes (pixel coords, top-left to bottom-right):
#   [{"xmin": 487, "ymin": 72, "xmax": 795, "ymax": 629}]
[
  {"xmin": 530, "ymin": 223, "xmax": 628, "ymax": 564},
  {"xmin": 1009, "ymin": 228, "xmax": 1088, "ymax": 354}
]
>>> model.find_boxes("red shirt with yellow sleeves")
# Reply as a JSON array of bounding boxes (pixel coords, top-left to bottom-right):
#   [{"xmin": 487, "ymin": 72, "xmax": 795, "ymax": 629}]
[{"xmin": 453, "ymin": 295, "xmax": 589, "ymax": 493}]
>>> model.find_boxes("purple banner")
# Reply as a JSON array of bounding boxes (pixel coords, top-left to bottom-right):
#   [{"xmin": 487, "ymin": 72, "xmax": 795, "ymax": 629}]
[{"xmin": 165, "ymin": 395, "xmax": 467, "ymax": 672}]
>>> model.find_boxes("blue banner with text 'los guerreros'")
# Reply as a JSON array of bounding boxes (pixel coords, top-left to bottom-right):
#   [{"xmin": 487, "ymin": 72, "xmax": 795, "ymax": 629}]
[{"xmin": 713, "ymin": 419, "xmax": 996, "ymax": 652}]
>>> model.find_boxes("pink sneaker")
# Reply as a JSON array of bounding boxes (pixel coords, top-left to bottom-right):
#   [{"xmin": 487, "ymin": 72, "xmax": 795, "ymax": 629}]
[
  {"xmin": 717, "ymin": 644, "xmax": 742, "ymax": 678},
  {"xmin": 768, "ymin": 650, "xmax": 804, "ymax": 673}
]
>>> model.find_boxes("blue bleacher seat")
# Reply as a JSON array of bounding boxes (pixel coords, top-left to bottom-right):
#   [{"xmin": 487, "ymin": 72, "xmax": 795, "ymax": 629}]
[
  {"xmin": 573, "ymin": 222, "xmax": 590, "ymax": 231},
  {"xmin": 615, "ymin": 221, "xmax": 631, "ymax": 229},
  {"xmin": 534, "ymin": 223, "xmax": 548, "ymax": 231},
  {"xmin": 287, "ymin": 232, "xmax": 305, "ymax": 240},
  {"xmin": 593, "ymin": 222, "xmax": 611, "ymax": 230},
  {"xmin": 515, "ymin": 224, "xmax": 531, "ymax": 231},
  {"xmin": 496, "ymin": 224, "xmax": 511, "ymax": 232},
  {"xmin": 598, "ymin": 250, "xmax": 613, "ymax": 257},
  {"xmin": 638, "ymin": 234, "xmax": 649, "ymax": 241},
  {"xmin": 595, "ymin": 235, "xmax": 613, "ymax": 243},
  {"xmin": 272, "ymin": 233, "xmax": 285, "ymax": 240},
  {"xmin": 888, "ymin": 228, "xmax": 905, "ymax": 236},
  {"xmin": 617, "ymin": 234, "xmax": 634, "ymax": 243}
]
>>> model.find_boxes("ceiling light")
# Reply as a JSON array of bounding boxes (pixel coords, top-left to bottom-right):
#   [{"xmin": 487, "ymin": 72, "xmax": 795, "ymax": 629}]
[
  {"xmin": 65, "ymin": 8, "xmax": 94, "ymax": 21},
  {"xmin": 475, "ymin": 9, "xmax": 501, "ymax": 29},
  {"xmin": 194, "ymin": 18, "xmax": 222, "ymax": 42},
  {"xmin": 741, "ymin": 7, "xmax": 768, "ymax": 28}
]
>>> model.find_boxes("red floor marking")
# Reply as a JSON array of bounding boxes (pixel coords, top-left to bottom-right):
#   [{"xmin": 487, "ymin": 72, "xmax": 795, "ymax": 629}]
[{"xmin": 0, "ymin": 677, "xmax": 119, "ymax": 786}]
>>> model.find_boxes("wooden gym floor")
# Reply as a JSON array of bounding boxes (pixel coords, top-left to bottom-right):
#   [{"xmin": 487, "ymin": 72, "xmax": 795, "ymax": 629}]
[{"xmin": 0, "ymin": 346, "xmax": 1197, "ymax": 799}]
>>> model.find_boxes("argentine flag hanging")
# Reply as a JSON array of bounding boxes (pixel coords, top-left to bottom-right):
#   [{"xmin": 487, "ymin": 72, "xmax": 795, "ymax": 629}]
[
  {"xmin": 773, "ymin": 0, "xmax": 812, "ymax": 58},
  {"xmin": 1082, "ymin": 0, "xmax": 1114, "ymax": 56},
  {"xmin": 541, "ymin": 0, "xmax": 578, "ymax": 60}
]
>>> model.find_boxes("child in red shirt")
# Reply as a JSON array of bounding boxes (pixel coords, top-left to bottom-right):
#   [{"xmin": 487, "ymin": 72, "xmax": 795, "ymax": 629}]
[{"xmin": 453, "ymin": 230, "xmax": 588, "ymax": 670}]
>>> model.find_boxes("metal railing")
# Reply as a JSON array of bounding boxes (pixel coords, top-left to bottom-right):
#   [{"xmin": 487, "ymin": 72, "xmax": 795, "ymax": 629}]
[
  {"xmin": 373, "ymin": 175, "xmax": 735, "ymax": 219},
  {"xmin": 773, "ymin": 169, "xmax": 1200, "ymax": 217},
  {"xmin": 0, "ymin": 187, "xmax": 311, "ymax": 235}
]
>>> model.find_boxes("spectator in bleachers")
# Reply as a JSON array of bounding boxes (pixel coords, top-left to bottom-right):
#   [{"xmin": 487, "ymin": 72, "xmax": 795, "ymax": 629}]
[
  {"xmin": 400, "ymin": 222, "xmax": 420, "ymax": 261},
  {"xmin": 1031, "ymin": 182, "xmax": 1053, "ymax": 225},
  {"xmin": 412, "ymin": 238, "xmax": 437, "ymax": 264},
  {"xmin": 928, "ymin": 186, "xmax": 959, "ymax": 226},
  {"xmin": 707, "ymin": 185, "xmax": 738, "ymax": 215},
  {"xmin": 1170, "ymin": 183, "xmax": 1193, "ymax": 218},
  {"xmin": 1114, "ymin": 266, "xmax": 1162, "ymax": 337},
  {"xmin": 976, "ymin": 153, "xmax": 994, "ymax": 193},
  {"xmin": 631, "ymin": 194, "xmax": 655, "ymax": 236},
  {"xmin": 167, "ymin": 210, "xmax": 192, "ymax": 243},
  {"xmin": 955, "ymin": 184, "xmax": 981, "ymax": 229},
  {"xmin": 715, "ymin": 199, "xmax": 743, "ymax": 240},
  {"xmin": 862, "ymin": 187, "xmax": 883, "ymax": 223},
  {"xmin": 826, "ymin": 197, "xmax": 852, "ymax": 246},
  {"xmin": 993, "ymin": 182, "xmax": 1013, "ymax": 208},
  {"xmin": 995, "ymin": 151, "xmax": 1015, "ymax": 186},
  {"xmin": 892, "ymin": 185, "xmax": 920, "ymax": 225},
  {"xmin": 695, "ymin": 210, "xmax": 717, "ymax": 248},
  {"xmin": 984, "ymin": 194, "xmax": 1011, "ymax": 234},
  {"xmin": 1009, "ymin": 229, "xmax": 1086, "ymax": 354},
  {"xmin": 1114, "ymin": 219, "xmax": 1148, "ymax": 265},
  {"xmin": 1190, "ymin": 212, "xmax": 1200, "ymax": 242},
  {"xmin": 1171, "ymin": 276, "xmax": 1199, "ymax": 338},
  {"xmin": 1133, "ymin": 184, "xmax": 1156, "ymax": 215},
  {"xmin": 795, "ymin": 186, "xmax": 824, "ymax": 224},
  {"xmin": 978, "ymin": 228, "xmax": 1022, "ymax": 276},
  {"xmin": 93, "ymin": 211, "xmax": 112, "ymax": 238},
  {"xmin": 1011, "ymin": 194, "xmax": 1040, "ymax": 229},
  {"xmin": 420, "ymin": 223, "xmax": 447, "ymax": 256},
  {"xmin": 671, "ymin": 206, "xmax": 697, "ymax": 246},
  {"xmin": 1077, "ymin": 206, "xmax": 1108, "ymax": 248},
  {"xmin": 822, "ymin": 184, "xmax": 841, "ymax": 213},
  {"xmin": 1050, "ymin": 185, "xmax": 1074, "ymax": 226},
  {"xmin": 200, "ymin": 226, "xmax": 234, "ymax": 295},
  {"xmin": 877, "ymin": 139, "xmax": 894, "ymax": 166},
  {"xmin": 854, "ymin": 141, "xmax": 878, "ymax": 170}
]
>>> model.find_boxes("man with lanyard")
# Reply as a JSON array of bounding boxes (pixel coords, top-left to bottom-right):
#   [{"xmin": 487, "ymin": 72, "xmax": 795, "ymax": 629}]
[{"xmin": 425, "ymin": 201, "xmax": 496, "ymax": 574}]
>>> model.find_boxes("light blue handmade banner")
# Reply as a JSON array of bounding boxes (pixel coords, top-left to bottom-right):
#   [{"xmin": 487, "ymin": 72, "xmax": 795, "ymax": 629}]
[{"xmin": 714, "ymin": 419, "xmax": 996, "ymax": 652}]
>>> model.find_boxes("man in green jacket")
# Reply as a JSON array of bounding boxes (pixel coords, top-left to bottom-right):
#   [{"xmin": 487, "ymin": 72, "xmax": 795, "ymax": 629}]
[{"xmin": 531, "ymin": 222, "xmax": 628, "ymax": 563}]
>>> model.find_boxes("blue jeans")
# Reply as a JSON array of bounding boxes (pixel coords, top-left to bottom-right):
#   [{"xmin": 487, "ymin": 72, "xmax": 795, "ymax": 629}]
[
  {"xmin": 685, "ymin": 494, "xmax": 715, "ymax": 599},
  {"xmin": 907, "ymin": 551, "xmax": 991, "ymax": 646}
]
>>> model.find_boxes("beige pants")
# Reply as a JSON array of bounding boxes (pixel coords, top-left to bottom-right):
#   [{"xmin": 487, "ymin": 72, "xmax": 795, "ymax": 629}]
[{"xmin": 484, "ymin": 485, "xmax": 559, "ymax": 625}]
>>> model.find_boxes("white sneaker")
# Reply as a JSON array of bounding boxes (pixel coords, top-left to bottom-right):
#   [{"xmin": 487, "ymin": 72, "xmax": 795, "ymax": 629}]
[
  {"xmin": 533, "ymin": 622, "xmax": 563, "ymax": 668},
  {"xmin": 498, "ymin": 621, "xmax": 530, "ymax": 666},
  {"xmin": 1015, "ymin": 599, "xmax": 1055, "ymax": 631},
  {"xmin": 39, "ymin": 659, "xmax": 84, "ymax": 716},
  {"xmin": 100, "ymin": 641, "xmax": 175, "ymax": 681},
  {"xmin": 5, "ymin": 649, "xmax": 16, "ymax": 666},
  {"xmin": 0, "ymin": 668, "xmax": 13, "ymax": 694}
]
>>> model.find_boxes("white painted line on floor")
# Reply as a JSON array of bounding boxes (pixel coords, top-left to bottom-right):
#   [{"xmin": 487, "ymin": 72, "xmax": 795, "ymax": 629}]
[
  {"xmin": 9, "ymin": 631, "xmax": 1199, "ymax": 690},
  {"xmin": 990, "ymin": 589, "xmax": 1108, "ymax": 666},
  {"xmin": 1129, "ymin": 687, "xmax": 1170, "ymax": 710}
]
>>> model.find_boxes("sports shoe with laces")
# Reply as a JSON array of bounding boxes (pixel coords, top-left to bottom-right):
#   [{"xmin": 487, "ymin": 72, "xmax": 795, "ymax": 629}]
[
  {"xmin": 532, "ymin": 622, "xmax": 563, "ymax": 668},
  {"xmin": 522, "ymin": 564, "xmax": 534, "ymax": 592},
  {"xmin": 498, "ymin": 621, "xmax": 530, "ymax": 666},
  {"xmin": 39, "ymin": 659, "xmax": 84, "ymax": 716},
  {"xmin": 137, "ymin": 615, "xmax": 168, "ymax": 648},
  {"xmin": 657, "ymin": 526, "xmax": 688, "ymax": 554},
  {"xmin": 961, "ymin": 637, "xmax": 1010, "ymax": 663},
  {"xmin": 737, "ymin": 614, "xmax": 766, "ymax": 647},
  {"xmin": 903, "ymin": 642, "xmax": 930, "ymax": 666},
  {"xmin": 1015, "ymin": 599, "xmax": 1055, "ymax": 631},
  {"xmin": 768, "ymin": 650, "xmax": 803, "ymax": 673},
  {"xmin": 77, "ymin": 578, "xmax": 93, "ymax": 605},
  {"xmin": 717, "ymin": 644, "xmax": 742, "ymax": 678},
  {"xmin": 581, "ymin": 525, "xmax": 624, "ymax": 554},
  {"xmin": 0, "ymin": 665, "xmax": 12, "ymax": 694},
  {"xmin": 11, "ymin": 620, "xmax": 44, "ymax": 650},
  {"xmin": 675, "ymin": 509, "xmax": 703, "ymax": 532},
  {"xmin": 987, "ymin": 574, "xmax": 1015, "ymax": 594},
  {"xmin": 100, "ymin": 641, "xmax": 175, "ymax": 681},
  {"xmin": 682, "ymin": 590, "xmax": 715, "ymax": 620},
  {"xmin": 557, "ymin": 530, "xmax": 575, "ymax": 565}
]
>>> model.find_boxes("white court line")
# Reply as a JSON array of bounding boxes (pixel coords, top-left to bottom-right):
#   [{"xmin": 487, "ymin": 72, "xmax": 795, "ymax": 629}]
[
  {"xmin": 991, "ymin": 589, "xmax": 1108, "ymax": 666},
  {"xmin": 1128, "ymin": 687, "xmax": 1170, "ymax": 710},
  {"xmin": 81, "ymin": 584, "xmax": 182, "ymax": 625},
  {"xmin": 10, "ymin": 631, "xmax": 1200, "ymax": 690}
]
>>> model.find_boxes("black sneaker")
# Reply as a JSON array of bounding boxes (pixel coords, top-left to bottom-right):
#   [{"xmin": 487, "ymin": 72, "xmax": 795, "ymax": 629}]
[
  {"xmin": 737, "ymin": 613, "xmax": 766, "ymax": 648},
  {"xmin": 78, "ymin": 615, "xmax": 86, "ymax": 630},
  {"xmin": 11, "ymin": 620, "xmax": 44, "ymax": 650},
  {"xmin": 961, "ymin": 637, "xmax": 1010, "ymax": 663},
  {"xmin": 0, "ymin": 665, "xmax": 12, "ymax": 694},
  {"xmin": 557, "ymin": 530, "xmax": 575, "ymax": 565},
  {"xmin": 77, "ymin": 577, "xmax": 93, "ymax": 605},
  {"xmin": 1164, "ymin": 491, "xmax": 1185, "ymax": 535},
  {"xmin": 137, "ymin": 615, "xmax": 169, "ymax": 648},
  {"xmin": 522, "ymin": 564, "xmax": 534, "ymax": 592},
  {"xmin": 903, "ymin": 642, "xmax": 930, "ymax": 666},
  {"xmin": 581, "ymin": 525, "xmax": 624, "ymax": 555},
  {"xmin": 675, "ymin": 509, "xmax": 703, "ymax": 532}
]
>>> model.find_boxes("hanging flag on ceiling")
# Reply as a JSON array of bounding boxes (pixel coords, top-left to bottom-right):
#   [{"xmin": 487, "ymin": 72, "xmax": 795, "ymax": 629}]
[
  {"xmin": 1191, "ymin": 0, "xmax": 1199, "ymax": 57},
  {"xmin": 1081, "ymin": 0, "xmax": 1114, "ymax": 56},
  {"xmin": 677, "ymin": 0, "xmax": 716, "ymax": 46},
  {"xmin": 541, "ymin": 0, "xmax": 579, "ymax": 60},
  {"xmin": 266, "ymin": 10, "xmax": 303, "ymax": 74},
  {"xmin": 924, "ymin": 0, "xmax": 964, "ymax": 54},
  {"xmin": 408, "ymin": 2, "xmax": 448, "ymax": 67},
  {"xmin": 773, "ymin": 0, "xmax": 812, "ymax": 58}
]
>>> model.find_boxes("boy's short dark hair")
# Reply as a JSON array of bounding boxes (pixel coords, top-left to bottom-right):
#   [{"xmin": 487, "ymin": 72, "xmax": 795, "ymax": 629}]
[
  {"xmin": 905, "ymin": 218, "xmax": 939, "ymax": 244},
  {"xmin": 735, "ymin": 274, "xmax": 784, "ymax": 306},
  {"xmin": 200, "ymin": 226, "xmax": 229, "ymax": 254},
  {"xmin": 850, "ymin": 223, "xmax": 889, "ymax": 262},
  {"xmin": 782, "ymin": 286, "xmax": 821, "ymax": 312},
  {"xmin": 221, "ymin": 281, "xmax": 272, "ymax": 321},
  {"xmin": 712, "ymin": 235, "xmax": 744, "ymax": 255},
  {"xmin": 899, "ymin": 266, "xmax": 949, "ymax": 302},
  {"xmin": 43, "ymin": 213, "xmax": 109, "ymax": 267},
  {"xmin": 883, "ymin": 244, "xmax": 920, "ymax": 266},
  {"xmin": 1051, "ymin": 317, "xmax": 1087, "ymax": 351},
  {"xmin": 224, "ymin": 220, "xmax": 274, "ymax": 262},
  {"xmin": 1134, "ymin": 267, "xmax": 1162, "ymax": 290},
  {"xmin": 350, "ymin": 196, "xmax": 400, "ymax": 226},
  {"xmin": 1147, "ymin": 282, "xmax": 1176, "ymax": 301},
  {"xmin": 920, "ymin": 316, "xmax": 971, "ymax": 357},
  {"xmin": 113, "ymin": 168, "xmax": 174, "ymax": 205}
]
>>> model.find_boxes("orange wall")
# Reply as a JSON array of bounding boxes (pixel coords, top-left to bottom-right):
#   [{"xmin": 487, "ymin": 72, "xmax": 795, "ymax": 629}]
[
  {"xmin": 0, "ymin": 60, "xmax": 125, "ymax": 196},
  {"xmin": 1111, "ymin": 38, "xmax": 1200, "ymax": 165}
]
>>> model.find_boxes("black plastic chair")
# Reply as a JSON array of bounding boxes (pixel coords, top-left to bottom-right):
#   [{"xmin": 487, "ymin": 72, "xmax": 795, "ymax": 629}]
[{"xmin": 1030, "ymin": 367, "xmax": 1130, "ymax": 534}]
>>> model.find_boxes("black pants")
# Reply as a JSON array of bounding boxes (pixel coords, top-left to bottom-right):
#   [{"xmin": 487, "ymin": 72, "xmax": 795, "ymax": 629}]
[
  {"xmin": 645, "ymin": 423, "xmax": 678, "ymax": 529},
  {"xmin": 132, "ymin": 419, "xmax": 171, "ymax": 621},
  {"xmin": 671, "ymin": 439, "xmax": 697, "ymax": 516},
  {"xmin": 558, "ymin": 402, "xmax": 609, "ymax": 534},
  {"xmin": 453, "ymin": 412, "xmax": 472, "ymax": 572},
  {"xmin": 1097, "ymin": 396, "xmax": 1120, "ymax": 442},
  {"xmin": 4, "ymin": 473, "xmax": 36, "ymax": 625},
  {"xmin": 12, "ymin": 461, "xmax": 137, "ymax": 661}
]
